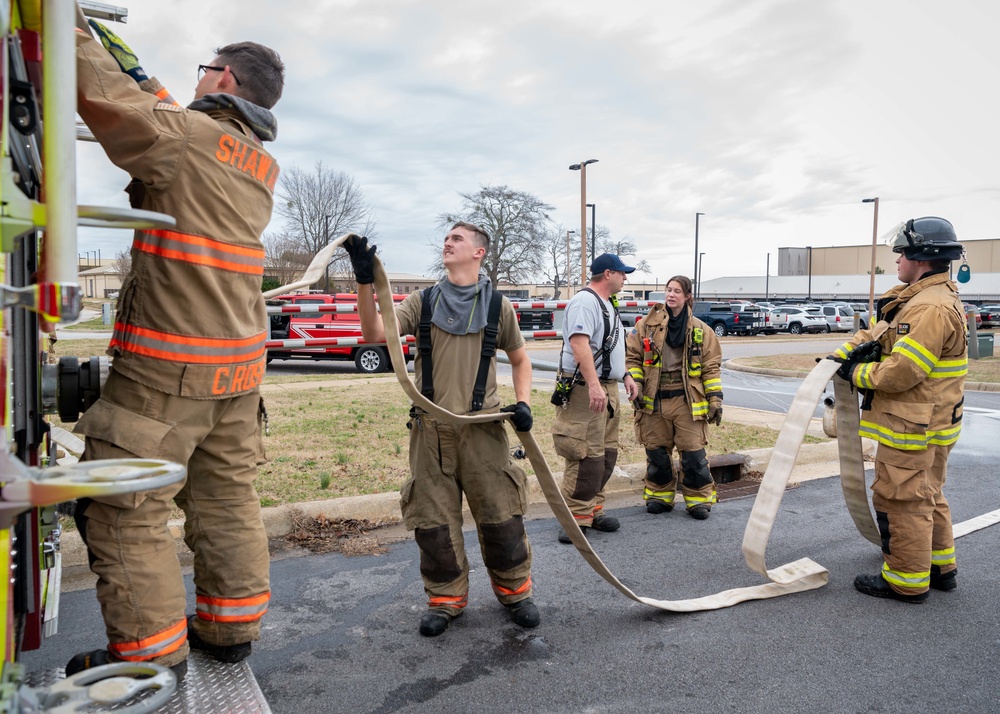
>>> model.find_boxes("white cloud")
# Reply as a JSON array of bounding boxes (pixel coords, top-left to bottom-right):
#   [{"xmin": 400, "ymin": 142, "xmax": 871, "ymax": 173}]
[{"xmin": 76, "ymin": 0, "xmax": 1000, "ymax": 283}]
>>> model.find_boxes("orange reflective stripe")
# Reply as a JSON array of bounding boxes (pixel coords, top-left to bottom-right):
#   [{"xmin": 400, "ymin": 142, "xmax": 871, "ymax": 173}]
[
  {"xmin": 112, "ymin": 322, "xmax": 266, "ymax": 364},
  {"xmin": 427, "ymin": 595, "xmax": 467, "ymax": 609},
  {"xmin": 154, "ymin": 87, "xmax": 179, "ymax": 106},
  {"xmin": 135, "ymin": 230, "xmax": 264, "ymax": 275},
  {"xmin": 108, "ymin": 618, "xmax": 187, "ymax": 661},
  {"xmin": 492, "ymin": 577, "xmax": 532, "ymax": 597},
  {"xmin": 196, "ymin": 592, "xmax": 270, "ymax": 623}
]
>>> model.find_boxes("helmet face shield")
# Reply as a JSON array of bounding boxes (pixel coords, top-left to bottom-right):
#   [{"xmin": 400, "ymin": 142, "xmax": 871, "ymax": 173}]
[{"xmin": 886, "ymin": 216, "xmax": 962, "ymax": 261}]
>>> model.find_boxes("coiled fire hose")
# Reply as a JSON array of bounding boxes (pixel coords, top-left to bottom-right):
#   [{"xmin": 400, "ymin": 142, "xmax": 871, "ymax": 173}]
[{"xmin": 369, "ymin": 255, "xmax": 998, "ymax": 611}]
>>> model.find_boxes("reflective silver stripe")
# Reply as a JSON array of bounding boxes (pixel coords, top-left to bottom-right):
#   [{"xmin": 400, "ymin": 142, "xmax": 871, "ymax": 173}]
[
  {"xmin": 197, "ymin": 602, "xmax": 269, "ymax": 618},
  {"xmin": 137, "ymin": 230, "xmax": 265, "ymax": 274},
  {"xmin": 112, "ymin": 624, "xmax": 187, "ymax": 659},
  {"xmin": 112, "ymin": 323, "xmax": 267, "ymax": 361},
  {"xmin": 881, "ymin": 563, "xmax": 929, "ymax": 588}
]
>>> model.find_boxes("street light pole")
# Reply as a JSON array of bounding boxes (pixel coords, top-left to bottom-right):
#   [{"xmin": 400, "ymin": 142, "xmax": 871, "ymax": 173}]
[
  {"xmin": 570, "ymin": 159, "xmax": 598, "ymax": 285},
  {"xmin": 765, "ymin": 252, "xmax": 770, "ymax": 300},
  {"xmin": 862, "ymin": 197, "xmax": 880, "ymax": 318},
  {"xmin": 586, "ymin": 203, "xmax": 596, "ymax": 265},
  {"xmin": 323, "ymin": 214, "xmax": 331, "ymax": 293},
  {"xmin": 694, "ymin": 212, "xmax": 704, "ymax": 299},
  {"xmin": 806, "ymin": 245, "xmax": 813, "ymax": 301},
  {"xmin": 698, "ymin": 252, "xmax": 705, "ymax": 299},
  {"xmin": 565, "ymin": 229, "xmax": 576, "ymax": 294}
]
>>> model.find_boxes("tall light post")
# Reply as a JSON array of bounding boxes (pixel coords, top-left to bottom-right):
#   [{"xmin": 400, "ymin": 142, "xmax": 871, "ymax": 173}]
[
  {"xmin": 862, "ymin": 197, "xmax": 880, "ymax": 318},
  {"xmin": 323, "ymin": 214, "xmax": 331, "ymax": 292},
  {"xmin": 765, "ymin": 252, "xmax": 770, "ymax": 300},
  {"xmin": 586, "ymin": 203, "xmax": 596, "ymax": 265},
  {"xmin": 698, "ymin": 252, "xmax": 705, "ymax": 299},
  {"xmin": 694, "ymin": 212, "xmax": 704, "ymax": 298},
  {"xmin": 570, "ymin": 159, "xmax": 598, "ymax": 284},
  {"xmin": 806, "ymin": 245, "xmax": 813, "ymax": 301}
]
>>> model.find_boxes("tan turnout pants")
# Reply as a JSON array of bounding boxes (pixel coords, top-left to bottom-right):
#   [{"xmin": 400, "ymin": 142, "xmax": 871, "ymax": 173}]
[
  {"xmin": 74, "ymin": 371, "xmax": 270, "ymax": 667},
  {"xmin": 551, "ymin": 380, "xmax": 620, "ymax": 527},
  {"xmin": 403, "ymin": 416, "xmax": 533, "ymax": 617},
  {"xmin": 871, "ymin": 444, "xmax": 956, "ymax": 596}
]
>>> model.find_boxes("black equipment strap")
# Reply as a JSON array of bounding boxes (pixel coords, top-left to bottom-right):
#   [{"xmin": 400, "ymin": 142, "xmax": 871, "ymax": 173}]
[
  {"xmin": 418, "ymin": 286, "xmax": 504, "ymax": 412},
  {"xmin": 419, "ymin": 287, "xmax": 435, "ymax": 401},
  {"xmin": 471, "ymin": 290, "xmax": 504, "ymax": 412},
  {"xmin": 583, "ymin": 288, "xmax": 615, "ymax": 381}
]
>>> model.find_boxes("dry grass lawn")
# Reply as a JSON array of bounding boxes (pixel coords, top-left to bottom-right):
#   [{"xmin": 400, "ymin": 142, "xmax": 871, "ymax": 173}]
[{"xmin": 736, "ymin": 353, "xmax": 1000, "ymax": 382}]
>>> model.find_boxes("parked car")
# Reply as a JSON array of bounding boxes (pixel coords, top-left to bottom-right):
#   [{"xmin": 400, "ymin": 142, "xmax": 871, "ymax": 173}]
[
  {"xmin": 759, "ymin": 307, "xmax": 778, "ymax": 335},
  {"xmin": 979, "ymin": 305, "xmax": 1000, "ymax": 329},
  {"xmin": 962, "ymin": 303, "xmax": 983, "ymax": 329},
  {"xmin": 848, "ymin": 303, "xmax": 873, "ymax": 329},
  {"xmin": 812, "ymin": 304, "xmax": 855, "ymax": 333},
  {"xmin": 768, "ymin": 306, "xmax": 828, "ymax": 334},
  {"xmin": 693, "ymin": 301, "xmax": 765, "ymax": 337}
]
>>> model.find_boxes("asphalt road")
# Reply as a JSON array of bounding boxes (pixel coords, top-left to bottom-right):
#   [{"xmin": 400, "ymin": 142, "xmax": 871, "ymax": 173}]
[{"xmin": 23, "ymin": 445, "xmax": 1000, "ymax": 713}]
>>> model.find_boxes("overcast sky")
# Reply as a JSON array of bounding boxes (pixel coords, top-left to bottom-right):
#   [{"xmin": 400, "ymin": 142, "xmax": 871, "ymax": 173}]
[{"xmin": 76, "ymin": 0, "xmax": 999, "ymax": 284}]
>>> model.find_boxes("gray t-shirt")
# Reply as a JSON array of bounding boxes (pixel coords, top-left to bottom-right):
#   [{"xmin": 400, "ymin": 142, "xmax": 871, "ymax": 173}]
[{"xmin": 559, "ymin": 289, "xmax": 626, "ymax": 380}]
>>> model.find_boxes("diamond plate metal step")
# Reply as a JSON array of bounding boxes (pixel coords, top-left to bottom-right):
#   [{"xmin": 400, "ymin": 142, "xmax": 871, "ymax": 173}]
[{"xmin": 24, "ymin": 651, "xmax": 270, "ymax": 713}]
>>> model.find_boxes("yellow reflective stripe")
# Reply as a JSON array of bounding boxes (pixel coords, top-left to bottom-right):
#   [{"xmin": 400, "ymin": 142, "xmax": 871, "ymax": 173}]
[
  {"xmin": 644, "ymin": 488, "xmax": 675, "ymax": 500},
  {"xmin": 858, "ymin": 420, "xmax": 928, "ymax": 450},
  {"xmin": 881, "ymin": 563, "xmax": 929, "ymax": 589},
  {"xmin": 855, "ymin": 362, "xmax": 876, "ymax": 389},
  {"xmin": 688, "ymin": 368, "xmax": 702, "ymax": 377},
  {"xmin": 930, "ymin": 358, "xmax": 967, "ymax": 378},
  {"xmin": 893, "ymin": 336, "xmax": 935, "ymax": 374},
  {"xmin": 927, "ymin": 424, "xmax": 962, "ymax": 446},
  {"xmin": 684, "ymin": 492, "xmax": 718, "ymax": 507},
  {"xmin": 691, "ymin": 401, "xmax": 708, "ymax": 416},
  {"xmin": 931, "ymin": 547, "xmax": 956, "ymax": 566},
  {"xmin": 834, "ymin": 342, "xmax": 853, "ymax": 359},
  {"xmin": 628, "ymin": 367, "xmax": 644, "ymax": 380},
  {"xmin": 703, "ymin": 377, "xmax": 722, "ymax": 392},
  {"xmin": 642, "ymin": 396, "xmax": 654, "ymax": 408}
]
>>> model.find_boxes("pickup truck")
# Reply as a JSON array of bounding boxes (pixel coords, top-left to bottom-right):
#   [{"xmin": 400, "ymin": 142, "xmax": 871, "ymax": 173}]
[
  {"xmin": 267, "ymin": 293, "xmax": 413, "ymax": 373},
  {"xmin": 692, "ymin": 301, "xmax": 764, "ymax": 337}
]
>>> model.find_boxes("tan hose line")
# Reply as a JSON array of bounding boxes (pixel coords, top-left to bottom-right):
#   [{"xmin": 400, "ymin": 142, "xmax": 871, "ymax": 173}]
[{"xmin": 370, "ymin": 259, "xmax": 998, "ymax": 611}]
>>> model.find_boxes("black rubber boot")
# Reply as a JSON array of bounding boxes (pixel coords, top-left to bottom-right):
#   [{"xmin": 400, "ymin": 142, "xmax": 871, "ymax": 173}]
[
  {"xmin": 66, "ymin": 648, "xmax": 188, "ymax": 682},
  {"xmin": 187, "ymin": 616, "xmax": 252, "ymax": 663},
  {"xmin": 590, "ymin": 513, "xmax": 620, "ymax": 532},
  {"xmin": 558, "ymin": 526, "xmax": 588, "ymax": 544},
  {"xmin": 646, "ymin": 500, "xmax": 673, "ymax": 514},
  {"xmin": 505, "ymin": 598, "xmax": 540, "ymax": 628},
  {"xmin": 418, "ymin": 611, "xmax": 454, "ymax": 637},
  {"xmin": 688, "ymin": 506, "xmax": 710, "ymax": 520},
  {"xmin": 853, "ymin": 573, "xmax": 929, "ymax": 603},
  {"xmin": 930, "ymin": 565, "xmax": 957, "ymax": 591}
]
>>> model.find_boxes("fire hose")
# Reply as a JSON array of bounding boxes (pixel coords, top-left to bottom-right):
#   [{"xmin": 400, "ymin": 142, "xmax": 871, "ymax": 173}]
[{"xmin": 370, "ymin": 255, "xmax": 998, "ymax": 611}]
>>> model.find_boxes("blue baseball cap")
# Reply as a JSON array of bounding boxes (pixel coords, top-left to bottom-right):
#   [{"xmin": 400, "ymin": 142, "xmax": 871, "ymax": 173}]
[{"xmin": 590, "ymin": 253, "xmax": 635, "ymax": 274}]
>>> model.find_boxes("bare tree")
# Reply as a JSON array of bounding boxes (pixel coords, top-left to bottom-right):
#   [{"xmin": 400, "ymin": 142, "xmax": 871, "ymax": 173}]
[
  {"xmin": 538, "ymin": 226, "xmax": 584, "ymax": 299},
  {"xmin": 273, "ymin": 161, "xmax": 377, "ymax": 291},
  {"xmin": 597, "ymin": 233, "xmax": 651, "ymax": 274},
  {"xmin": 263, "ymin": 232, "xmax": 311, "ymax": 287},
  {"xmin": 112, "ymin": 248, "xmax": 131, "ymax": 279},
  {"xmin": 434, "ymin": 185, "xmax": 553, "ymax": 287}
]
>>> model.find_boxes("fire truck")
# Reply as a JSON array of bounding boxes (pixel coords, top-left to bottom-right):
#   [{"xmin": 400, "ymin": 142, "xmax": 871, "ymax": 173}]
[
  {"xmin": 0, "ymin": 1, "xmax": 276, "ymax": 710},
  {"xmin": 267, "ymin": 292, "xmax": 414, "ymax": 373}
]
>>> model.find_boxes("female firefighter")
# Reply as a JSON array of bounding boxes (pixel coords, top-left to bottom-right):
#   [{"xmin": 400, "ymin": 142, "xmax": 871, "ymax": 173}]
[{"xmin": 625, "ymin": 275, "xmax": 723, "ymax": 519}]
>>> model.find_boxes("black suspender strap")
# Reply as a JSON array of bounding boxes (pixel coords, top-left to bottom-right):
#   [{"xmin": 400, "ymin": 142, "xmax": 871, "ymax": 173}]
[
  {"xmin": 471, "ymin": 289, "xmax": 504, "ymax": 412},
  {"xmin": 417, "ymin": 286, "xmax": 504, "ymax": 412},
  {"xmin": 583, "ymin": 288, "xmax": 614, "ymax": 381},
  {"xmin": 419, "ymin": 287, "xmax": 435, "ymax": 401}
]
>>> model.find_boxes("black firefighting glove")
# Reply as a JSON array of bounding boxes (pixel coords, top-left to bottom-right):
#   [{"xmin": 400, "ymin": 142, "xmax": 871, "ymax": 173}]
[
  {"xmin": 89, "ymin": 20, "xmax": 148, "ymax": 83},
  {"xmin": 823, "ymin": 340, "xmax": 881, "ymax": 382},
  {"xmin": 707, "ymin": 396, "xmax": 723, "ymax": 426},
  {"xmin": 344, "ymin": 235, "xmax": 376, "ymax": 285},
  {"xmin": 500, "ymin": 401, "xmax": 533, "ymax": 432}
]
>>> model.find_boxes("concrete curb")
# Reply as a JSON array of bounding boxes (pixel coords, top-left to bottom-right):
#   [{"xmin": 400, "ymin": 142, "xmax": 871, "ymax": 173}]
[
  {"xmin": 725, "ymin": 358, "xmax": 1000, "ymax": 392},
  {"xmin": 57, "ymin": 437, "xmax": 864, "ymax": 570}
]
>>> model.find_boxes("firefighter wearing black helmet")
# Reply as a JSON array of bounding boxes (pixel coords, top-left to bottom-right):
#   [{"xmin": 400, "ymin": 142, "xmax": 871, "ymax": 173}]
[{"xmin": 825, "ymin": 216, "xmax": 967, "ymax": 603}]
